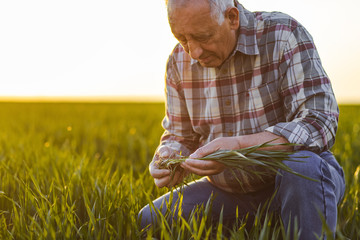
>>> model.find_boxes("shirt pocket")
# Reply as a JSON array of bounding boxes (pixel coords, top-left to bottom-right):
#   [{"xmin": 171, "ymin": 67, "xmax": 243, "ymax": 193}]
[{"xmin": 248, "ymin": 81, "xmax": 283, "ymax": 131}]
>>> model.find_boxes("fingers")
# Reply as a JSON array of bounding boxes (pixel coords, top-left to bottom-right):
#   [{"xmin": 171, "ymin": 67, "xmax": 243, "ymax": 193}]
[
  {"xmin": 149, "ymin": 160, "xmax": 171, "ymax": 178},
  {"xmin": 189, "ymin": 136, "xmax": 242, "ymax": 159},
  {"xmin": 153, "ymin": 168, "xmax": 184, "ymax": 188},
  {"xmin": 189, "ymin": 139, "xmax": 223, "ymax": 159},
  {"xmin": 154, "ymin": 175, "xmax": 171, "ymax": 188},
  {"xmin": 150, "ymin": 151, "xmax": 184, "ymax": 188},
  {"xmin": 181, "ymin": 159, "xmax": 225, "ymax": 176},
  {"xmin": 150, "ymin": 145, "xmax": 176, "ymax": 178},
  {"xmin": 151, "ymin": 145, "xmax": 186, "ymax": 188},
  {"xmin": 150, "ymin": 167, "xmax": 171, "ymax": 179},
  {"xmin": 168, "ymin": 170, "xmax": 183, "ymax": 187},
  {"xmin": 157, "ymin": 145, "xmax": 180, "ymax": 159},
  {"xmin": 190, "ymin": 145, "xmax": 219, "ymax": 159},
  {"xmin": 157, "ymin": 145, "xmax": 172, "ymax": 158},
  {"xmin": 151, "ymin": 165, "xmax": 172, "ymax": 188}
]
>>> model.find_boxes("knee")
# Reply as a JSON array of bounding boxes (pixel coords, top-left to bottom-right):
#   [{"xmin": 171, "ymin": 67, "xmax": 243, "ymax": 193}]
[
  {"xmin": 282, "ymin": 150, "xmax": 324, "ymax": 181},
  {"xmin": 138, "ymin": 204, "xmax": 153, "ymax": 230},
  {"xmin": 275, "ymin": 150, "xmax": 328, "ymax": 195}
]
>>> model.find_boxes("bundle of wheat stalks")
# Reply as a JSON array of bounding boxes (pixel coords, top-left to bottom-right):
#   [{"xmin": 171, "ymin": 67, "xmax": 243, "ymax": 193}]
[{"xmin": 156, "ymin": 140, "xmax": 317, "ymax": 183}]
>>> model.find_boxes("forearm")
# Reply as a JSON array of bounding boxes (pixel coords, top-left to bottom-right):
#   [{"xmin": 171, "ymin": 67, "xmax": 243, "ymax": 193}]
[
  {"xmin": 236, "ymin": 132, "xmax": 291, "ymax": 151},
  {"xmin": 182, "ymin": 132, "xmax": 291, "ymax": 177},
  {"xmin": 264, "ymin": 109, "xmax": 338, "ymax": 152},
  {"xmin": 276, "ymin": 24, "xmax": 338, "ymax": 152}
]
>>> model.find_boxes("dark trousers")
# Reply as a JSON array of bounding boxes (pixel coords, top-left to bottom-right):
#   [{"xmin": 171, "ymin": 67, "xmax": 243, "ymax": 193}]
[{"xmin": 138, "ymin": 151, "xmax": 345, "ymax": 240}]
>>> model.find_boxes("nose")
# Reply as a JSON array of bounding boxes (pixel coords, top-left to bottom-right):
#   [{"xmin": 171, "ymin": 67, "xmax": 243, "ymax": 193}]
[{"xmin": 187, "ymin": 41, "xmax": 203, "ymax": 60}]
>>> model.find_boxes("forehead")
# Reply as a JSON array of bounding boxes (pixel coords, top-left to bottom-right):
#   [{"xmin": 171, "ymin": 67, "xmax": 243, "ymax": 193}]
[{"xmin": 168, "ymin": 1, "xmax": 219, "ymax": 36}]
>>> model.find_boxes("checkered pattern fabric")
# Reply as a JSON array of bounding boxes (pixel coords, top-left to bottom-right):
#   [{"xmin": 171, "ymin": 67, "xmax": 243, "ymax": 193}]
[{"xmin": 157, "ymin": 2, "xmax": 339, "ymax": 193}]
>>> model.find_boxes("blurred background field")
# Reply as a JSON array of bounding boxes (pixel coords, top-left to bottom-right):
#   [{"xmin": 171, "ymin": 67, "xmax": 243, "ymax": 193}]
[{"xmin": 0, "ymin": 102, "xmax": 358, "ymax": 239}]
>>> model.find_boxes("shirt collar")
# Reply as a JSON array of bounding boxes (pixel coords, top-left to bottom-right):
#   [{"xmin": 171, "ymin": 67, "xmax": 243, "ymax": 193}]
[
  {"xmin": 190, "ymin": 2, "xmax": 259, "ymax": 65},
  {"xmin": 235, "ymin": 2, "xmax": 259, "ymax": 56}
]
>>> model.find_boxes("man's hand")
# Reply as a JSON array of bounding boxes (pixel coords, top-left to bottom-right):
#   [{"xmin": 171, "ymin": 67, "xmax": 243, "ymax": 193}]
[
  {"xmin": 180, "ymin": 137, "xmax": 240, "ymax": 176},
  {"xmin": 180, "ymin": 132, "xmax": 290, "ymax": 176},
  {"xmin": 149, "ymin": 146, "xmax": 186, "ymax": 188}
]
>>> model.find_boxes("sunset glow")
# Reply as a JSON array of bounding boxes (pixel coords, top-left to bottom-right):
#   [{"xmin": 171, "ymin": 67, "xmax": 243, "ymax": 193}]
[{"xmin": 0, "ymin": 0, "xmax": 359, "ymax": 103}]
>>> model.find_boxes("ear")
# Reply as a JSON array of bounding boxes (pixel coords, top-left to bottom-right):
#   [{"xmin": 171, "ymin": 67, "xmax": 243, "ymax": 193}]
[{"xmin": 225, "ymin": 7, "xmax": 239, "ymax": 30}]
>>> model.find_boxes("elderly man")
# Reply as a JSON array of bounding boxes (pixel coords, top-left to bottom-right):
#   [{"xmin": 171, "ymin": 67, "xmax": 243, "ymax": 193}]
[{"xmin": 138, "ymin": 0, "xmax": 345, "ymax": 239}]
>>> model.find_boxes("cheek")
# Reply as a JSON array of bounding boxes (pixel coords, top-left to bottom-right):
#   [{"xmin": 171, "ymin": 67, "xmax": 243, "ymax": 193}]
[
  {"xmin": 201, "ymin": 43, "xmax": 219, "ymax": 55},
  {"xmin": 204, "ymin": 43, "xmax": 225, "ymax": 59}
]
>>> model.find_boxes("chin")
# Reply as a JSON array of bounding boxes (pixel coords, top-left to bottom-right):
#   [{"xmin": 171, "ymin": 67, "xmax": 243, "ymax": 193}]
[{"xmin": 199, "ymin": 59, "xmax": 222, "ymax": 68}]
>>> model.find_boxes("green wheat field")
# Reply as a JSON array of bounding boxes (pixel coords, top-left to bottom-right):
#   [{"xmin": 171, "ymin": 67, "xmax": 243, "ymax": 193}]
[{"xmin": 0, "ymin": 102, "xmax": 358, "ymax": 239}]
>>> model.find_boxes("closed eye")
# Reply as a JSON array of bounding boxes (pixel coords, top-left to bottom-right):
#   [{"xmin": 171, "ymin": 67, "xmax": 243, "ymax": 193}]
[{"xmin": 193, "ymin": 34, "xmax": 212, "ymax": 43}]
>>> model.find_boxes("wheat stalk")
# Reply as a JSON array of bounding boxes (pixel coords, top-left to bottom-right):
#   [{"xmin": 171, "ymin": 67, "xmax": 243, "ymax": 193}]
[{"xmin": 156, "ymin": 140, "xmax": 317, "ymax": 183}]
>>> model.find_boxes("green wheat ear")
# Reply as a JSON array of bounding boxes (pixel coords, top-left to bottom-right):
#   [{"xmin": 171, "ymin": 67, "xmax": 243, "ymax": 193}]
[{"xmin": 158, "ymin": 139, "xmax": 317, "ymax": 188}]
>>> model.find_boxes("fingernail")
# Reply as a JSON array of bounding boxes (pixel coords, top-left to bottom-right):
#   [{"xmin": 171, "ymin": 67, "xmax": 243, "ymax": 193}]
[
  {"xmin": 189, "ymin": 153, "xmax": 197, "ymax": 158},
  {"xmin": 160, "ymin": 150, "xmax": 169, "ymax": 157}
]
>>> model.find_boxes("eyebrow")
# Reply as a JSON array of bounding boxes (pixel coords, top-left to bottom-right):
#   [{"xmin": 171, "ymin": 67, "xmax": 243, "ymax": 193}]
[
  {"xmin": 193, "ymin": 33, "xmax": 213, "ymax": 38},
  {"xmin": 174, "ymin": 31, "xmax": 214, "ymax": 40}
]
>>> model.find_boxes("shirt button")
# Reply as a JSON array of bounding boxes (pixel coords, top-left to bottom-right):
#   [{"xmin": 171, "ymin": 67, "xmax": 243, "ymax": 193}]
[
  {"xmin": 225, "ymin": 99, "xmax": 231, "ymax": 106},
  {"xmin": 228, "ymin": 131, "xmax": 233, "ymax": 136}
]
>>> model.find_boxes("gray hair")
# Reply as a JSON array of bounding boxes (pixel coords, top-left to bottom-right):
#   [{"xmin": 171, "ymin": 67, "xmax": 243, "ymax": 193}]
[
  {"xmin": 208, "ymin": 0, "xmax": 235, "ymax": 24},
  {"xmin": 167, "ymin": 0, "xmax": 235, "ymax": 25}
]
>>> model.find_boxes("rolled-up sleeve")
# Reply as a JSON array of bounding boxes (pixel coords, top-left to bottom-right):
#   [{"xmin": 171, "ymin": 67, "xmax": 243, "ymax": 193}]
[
  {"xmin": 158, "ymin": 55, "xmax": 200, "ymax": 157},
  {"xmin": 265, "ymin": 24, "xmax": 339, "ymax": 153}
]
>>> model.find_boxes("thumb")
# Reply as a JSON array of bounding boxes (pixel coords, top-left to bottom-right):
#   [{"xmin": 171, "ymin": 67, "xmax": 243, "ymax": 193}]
[
  {"xmin": 157, "ymin": 146, "xmax": 172, "ymax": 158},
  {"xmin": 190, "ymin": 145, "xmax": 218, "ymax": 159}
]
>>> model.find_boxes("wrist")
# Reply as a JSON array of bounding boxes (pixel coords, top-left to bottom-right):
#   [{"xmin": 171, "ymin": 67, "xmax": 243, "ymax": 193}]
[
  {"xmin": 235, "ymin": 136, "xmax": 245, "ymax": 149},
  {"xmin": 235, "ymin": 132, "xmax": 290, "ymax": 150}
]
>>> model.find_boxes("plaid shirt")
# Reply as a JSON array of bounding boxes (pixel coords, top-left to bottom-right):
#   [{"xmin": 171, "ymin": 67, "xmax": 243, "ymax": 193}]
[{"xmin": 158, "ymin": 3, "xmax": 339, "ymax": 193}]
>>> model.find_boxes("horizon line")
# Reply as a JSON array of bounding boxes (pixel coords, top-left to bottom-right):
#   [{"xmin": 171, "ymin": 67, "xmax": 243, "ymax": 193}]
[
  {"xmin": 0, "ymin": 95, "xmax": 165, "ymax": 103},
  {"xmin": 0, "ymin": 95, "xmax": 359, "ymax": 104}
]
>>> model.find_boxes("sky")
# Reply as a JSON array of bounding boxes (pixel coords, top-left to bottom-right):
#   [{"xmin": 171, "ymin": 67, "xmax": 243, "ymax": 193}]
[{"xmin": 0, "ymin": 0, "xmax": 359, "ymax": 103}]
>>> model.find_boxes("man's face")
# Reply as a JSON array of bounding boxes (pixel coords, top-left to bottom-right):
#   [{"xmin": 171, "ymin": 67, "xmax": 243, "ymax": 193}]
[{"xmin": 168, "ymin": 0, "xmax": 239, "ymax": 68}]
